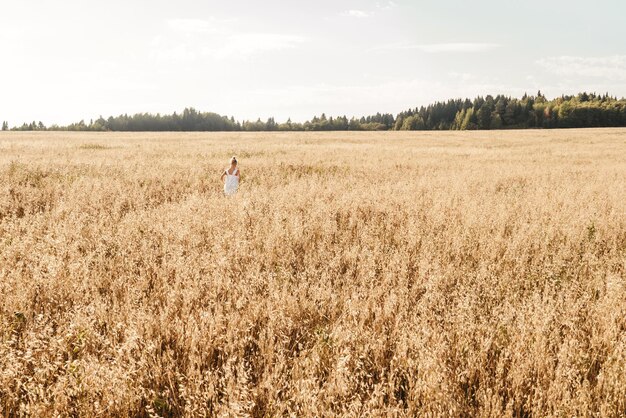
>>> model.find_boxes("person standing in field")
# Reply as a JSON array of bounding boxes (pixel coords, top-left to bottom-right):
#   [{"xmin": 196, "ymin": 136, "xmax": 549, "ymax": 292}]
[{"xmin": 221, "ymin": 156, "xmax": 240, "ymax": 196}]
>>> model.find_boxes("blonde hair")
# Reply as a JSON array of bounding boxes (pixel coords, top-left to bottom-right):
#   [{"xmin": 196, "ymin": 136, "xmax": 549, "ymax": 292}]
[{"xmin": 230, "ymin": 156, "xmax": 238, "ymax": 166}]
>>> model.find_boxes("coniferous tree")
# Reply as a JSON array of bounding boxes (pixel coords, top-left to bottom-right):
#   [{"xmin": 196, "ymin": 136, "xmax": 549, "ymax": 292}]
[
  {"xmin": 490, "ymin": 113, "xmax": 503, "ymax": 129},
  {"xmin": 503, "ymin": 100, "xmax": 518, "ymax": 126},
  {"xmin": 477, "ymin": 104, "xmax": 492, "ymax": 130}
]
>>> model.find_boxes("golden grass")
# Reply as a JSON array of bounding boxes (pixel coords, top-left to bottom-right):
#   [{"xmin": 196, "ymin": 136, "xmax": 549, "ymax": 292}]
[{"xmin": 0, "ymin": 129, "xmax": 625, "ymax": 417}]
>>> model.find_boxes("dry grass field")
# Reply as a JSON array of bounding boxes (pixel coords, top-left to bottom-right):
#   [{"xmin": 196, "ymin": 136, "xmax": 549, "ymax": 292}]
[{"xmin": 0, "ymin": 129, "xmax": 625, "ymax": 417}]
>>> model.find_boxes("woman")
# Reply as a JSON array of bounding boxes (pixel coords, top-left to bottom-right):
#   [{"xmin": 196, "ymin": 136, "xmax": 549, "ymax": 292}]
[{"xmin": 221, "ymin": 156, "xmax": 240, "ymax": 196}]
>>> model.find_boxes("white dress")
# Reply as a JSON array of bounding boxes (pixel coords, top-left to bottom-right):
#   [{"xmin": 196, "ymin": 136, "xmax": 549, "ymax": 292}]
[{"xmin": 224, "ymin": 167, "xmax": 239, "ymax": 196}]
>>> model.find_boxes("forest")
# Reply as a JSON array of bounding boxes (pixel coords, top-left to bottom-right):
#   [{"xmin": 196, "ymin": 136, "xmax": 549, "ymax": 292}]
[{"xmin": 4, "ymin": 92, "xmax": 626, "ymax": 132}]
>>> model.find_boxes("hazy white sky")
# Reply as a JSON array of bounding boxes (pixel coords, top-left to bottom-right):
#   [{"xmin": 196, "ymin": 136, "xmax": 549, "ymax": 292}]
[{"xmin": 1, "ymin": 0, "xmax": 625, "ymax": 125}]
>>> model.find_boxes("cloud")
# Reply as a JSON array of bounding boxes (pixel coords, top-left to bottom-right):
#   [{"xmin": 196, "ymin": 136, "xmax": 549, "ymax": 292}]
[
  {"xmin": 340, "ymin": 2, "xmax": 396, "ymax": 18},
  {"xmin": 341, "ymin": 10, "xmax": 373, "ymax": 18},
  {"xmin": 208, "ymin": 33, "xmax": 306, "ymax": 60},
  {"xmin": 167, "ymin": 18, "xmax": 216, "ymax": 33},
  {"xmin": 376, "ymin": 1, "xmax": 398, "ymax": 10},
  {"xmin": 537, "ymin": 55, "xmax": 626, "ymax": 81},
  {"xmin": 373, "ymin": 42, "xmax": 501, "ymax": 53},
  {"xmin": 448, "ymin": 72, "xmax": 477, "ymax": 82},
  {"xmin": 411, "ymin": 43, "xmax": 500, "ymax": 53},
  {"xmin": 156, "ymin": 18, "xmax": 306, "ymax": 62}
]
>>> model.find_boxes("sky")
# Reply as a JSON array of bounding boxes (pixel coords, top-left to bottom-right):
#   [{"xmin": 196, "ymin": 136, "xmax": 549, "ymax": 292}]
[{"xmin": 1, "ymin": 0, "xmax": 625, "ymax": 126}]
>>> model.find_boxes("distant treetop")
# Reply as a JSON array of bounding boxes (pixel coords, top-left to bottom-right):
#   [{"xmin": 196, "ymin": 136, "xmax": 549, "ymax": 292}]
[{"xmin": 8, "ymin": 92, "xmax": 626, "ymax": 132}]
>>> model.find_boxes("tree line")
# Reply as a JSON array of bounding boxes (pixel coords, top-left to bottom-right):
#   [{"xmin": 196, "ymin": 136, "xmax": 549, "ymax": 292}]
[
  {"xmin": 4, "ymin": 92, "xmax": 626, "ymax": 132},
  {"xmin": 395, "ymin": 92, "xmax": 626, "ymax": 130}
]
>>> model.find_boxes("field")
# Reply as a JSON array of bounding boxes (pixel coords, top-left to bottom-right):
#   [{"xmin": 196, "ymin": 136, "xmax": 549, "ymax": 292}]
[{"xmin": 0, "ymin": 129, "xmax": 625, "ymax": 417}]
